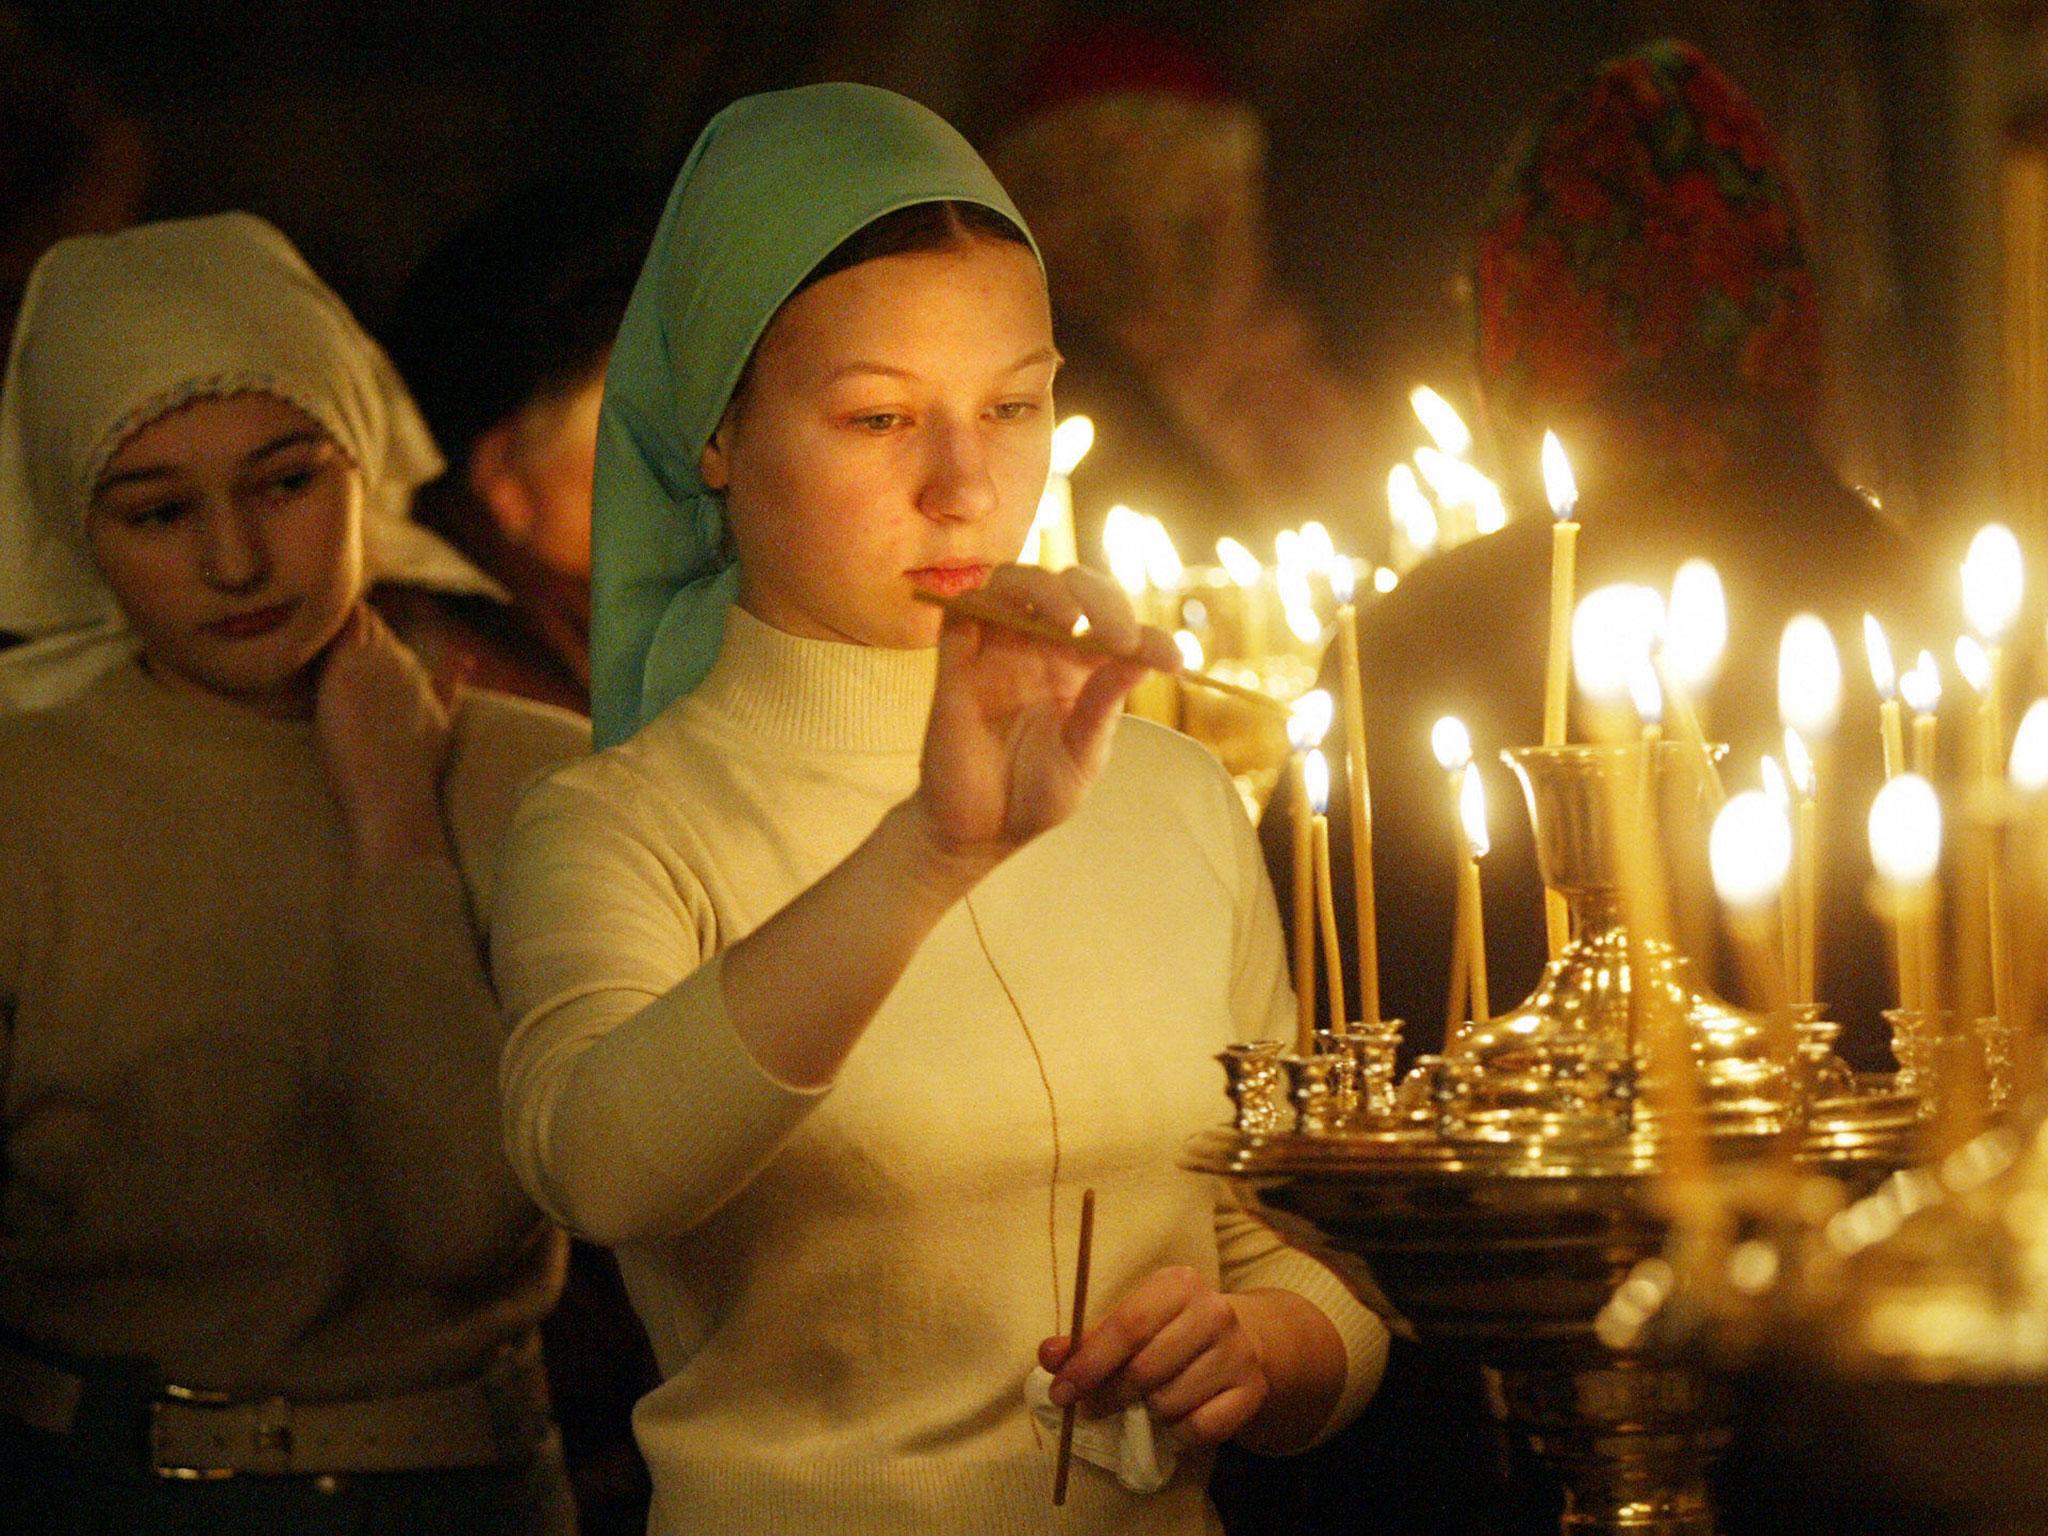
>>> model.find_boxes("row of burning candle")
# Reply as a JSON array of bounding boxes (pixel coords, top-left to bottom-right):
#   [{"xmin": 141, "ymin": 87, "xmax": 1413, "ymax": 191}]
[{"xmin": 1280, "ymin": 424, "xmax": 2042, "ymax": 1063}]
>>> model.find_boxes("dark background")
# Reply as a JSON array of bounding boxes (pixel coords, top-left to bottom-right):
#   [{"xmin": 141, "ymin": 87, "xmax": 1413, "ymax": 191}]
[{"xmin": 27, "ymin": 0, "xmax": 2048, "ymax": 555}]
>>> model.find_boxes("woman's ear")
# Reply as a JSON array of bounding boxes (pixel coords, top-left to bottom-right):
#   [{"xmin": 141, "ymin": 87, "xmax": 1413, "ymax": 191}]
[
  {"xmin": 699, "ymin": 413, "xmax": 734, "ymax": 493},
  {"xmin": 468, "ymin": 420, "xmax": 538, "ymax": 543}
]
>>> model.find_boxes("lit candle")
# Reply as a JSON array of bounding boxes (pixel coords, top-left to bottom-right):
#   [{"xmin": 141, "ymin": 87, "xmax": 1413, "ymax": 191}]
[
  {"xmin": 1784, "ymin": 729, "xmax": 1820, "ymax": 1008},
  {"xmin": 1711, "ymin": 790, "xmax": 1797, "ymax": 1153},
  {"xmin": 1386, "ymin": 463, "xmax": 1440, "ymax": 572},
  {"xmin": 2009, "ymin": 699, "xmax": 2048, "ymax": 1069},
  {"xmin": 1306, "ymin": 749, "xmax": 1347, "ymax": 1032},
  {"xmin": 1410, "ymin": 384, "xmax": 1474, "ymax": 457},
  {"xmin": 1540, "ymin": 431, "xmax": 1580, "ymax": 752},
  {"xmin": 1903, "ymin": 651, "xmax": 1942, "ymax": 783},
  {"xmin": 1289, "ymin": 692, "xmax": 1334, "ymax": 1053},
  {"xmin": 1963, "ymin": 523, "xmax": 2023, "ymax": 1030},
  {"xmin": 1458, "ymin": 762, "xmax": 1491, "ymax": 1025},
  {"xmin": 1024, "ymin": 414, "xmax": 1093, "ymax": 570},
  {"xmin": 1865, "ymin": 614, "xmax": 1913, "ymax": 1009},
  {"xmin": 1762, "ymin": 755, "xmax": 1796, "ymax": 994},
  {"xmin": 1660, "ymin": 560, "xmax": 1727, "ymax": 810},
  {"xmin": 1215, "ymin": 537, "xmax": 1266, "ymax": 661},
  {"xmin": 1866, "ymin": 773, "xmax": 1953, "ymax": 1148},
  {"xmin": 1330, "ymin": 557, "xmax": 1380, "ymax": 1023},
  {"xmin": 1777, "ymin": 615, "xmax": 1841, "ymax": 1010},
  {"xmin": 1102, "ymin": 504, "xmax": 1150, "ymax": 618},
  {"xmin": 1433, "ymin": 716, "xmax": 1487, "ymax": 1029}
]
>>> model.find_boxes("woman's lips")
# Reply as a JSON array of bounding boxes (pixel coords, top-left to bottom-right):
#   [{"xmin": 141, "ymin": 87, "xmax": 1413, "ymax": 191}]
[
  {"xmin": 206, "ymin": 600, "xmax": 297, "ymax": 639},
  {"xmin": 907, "ymin": 564, "xmax": 992, "ymax": 599}
]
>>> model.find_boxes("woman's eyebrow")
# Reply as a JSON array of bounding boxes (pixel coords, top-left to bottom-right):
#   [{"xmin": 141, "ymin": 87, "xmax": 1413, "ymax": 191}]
[
  {"xmin": 95, "ymin": 430, "xmax": 329, "ymax": 498},
  {"xmin": 822, "ymin": 346, "xmax": 1062, "ymax": 386},
  {"xmin": 244, "ymin": 429, "xmax": 329, "ymax": 464}
]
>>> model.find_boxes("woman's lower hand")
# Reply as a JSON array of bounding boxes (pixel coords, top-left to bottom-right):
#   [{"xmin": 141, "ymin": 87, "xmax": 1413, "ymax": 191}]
[
  {"xmin": 1038, "ymin": 1266, "xmax": 1269, "ymax": 1449},
  {"xmin": 314, "ymin": 604, "xmax": 458, "ymax": 870},
  {"xmin": 913, "ymin": 564, "xmax": 1179, "ymax": 862}
]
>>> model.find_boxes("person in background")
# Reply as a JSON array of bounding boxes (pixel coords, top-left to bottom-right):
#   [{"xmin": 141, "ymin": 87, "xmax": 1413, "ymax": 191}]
[
  {"xmin": 1255, "ymin": 40, "xmax": 1928, "ymax": 1536},
  {"xmin": 987, "ymin": 21, "xmax": 1383, "ymax": 563},
  {"xmin": 381, "ymin": 172, "xmax": 659, "ymax": 1536},
  {"xmin": 378, "ymin": 176, "xmax": 653, "ymax": 716},
  {"xmin": 491, "ymin": 82, "xmax": 1386, "ymax": 1534},
  {"xmin": 0, "ymin": 213, "xmax": 587, "ymax": 1533}
]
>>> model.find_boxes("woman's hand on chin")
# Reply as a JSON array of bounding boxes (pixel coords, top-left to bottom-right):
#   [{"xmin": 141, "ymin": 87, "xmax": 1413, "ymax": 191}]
[
  {"xmin": 314, "ymin": 603, "xmax": 459, "ymax": 872},
  {"xmin": 913, "ymin": 563, "xmax": 1179, "ymax": 861}
]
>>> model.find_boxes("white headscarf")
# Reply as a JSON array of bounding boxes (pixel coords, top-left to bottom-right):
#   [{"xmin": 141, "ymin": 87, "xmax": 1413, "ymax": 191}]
[{"xmin": 0, "ymin": 211, "xmax": 502, "ymax": 710}]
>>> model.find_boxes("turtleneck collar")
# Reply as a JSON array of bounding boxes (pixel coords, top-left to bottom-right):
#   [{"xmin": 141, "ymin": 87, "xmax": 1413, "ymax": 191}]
[{"xmin": 687, "ymin": 605, "xmax": 936, "ymax": 755}]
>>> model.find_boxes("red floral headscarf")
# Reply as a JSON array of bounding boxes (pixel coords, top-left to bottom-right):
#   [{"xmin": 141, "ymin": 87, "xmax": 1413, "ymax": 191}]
[{"xmin": 1475, "ymin": 40, "xmax": 1821, "ymax": 440}]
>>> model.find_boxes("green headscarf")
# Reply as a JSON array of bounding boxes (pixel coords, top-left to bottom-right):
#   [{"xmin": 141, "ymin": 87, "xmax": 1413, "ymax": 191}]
[{"xmin": 590, "ymin": 82, "xmax": 1038, "ymax": 747}]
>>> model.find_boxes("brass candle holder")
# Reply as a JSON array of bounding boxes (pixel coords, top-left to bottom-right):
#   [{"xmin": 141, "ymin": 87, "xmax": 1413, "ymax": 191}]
[{"xmin": 1192, "ymin": 742, "xmax": 1921, "ymax": 1535}]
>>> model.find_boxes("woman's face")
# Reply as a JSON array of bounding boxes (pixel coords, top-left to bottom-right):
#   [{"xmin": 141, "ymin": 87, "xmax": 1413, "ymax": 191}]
[
  {"xmin": 87, "ymin": 391, "xmax": 362, "ymax": 714},
  {"xmin": 701, "ymin": 235, "xmax": 1057, "ymax": 648}
]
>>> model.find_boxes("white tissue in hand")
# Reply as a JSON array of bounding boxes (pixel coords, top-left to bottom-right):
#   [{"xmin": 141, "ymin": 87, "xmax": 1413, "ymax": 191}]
[{"xmin": 1024, "ymin": 1365, "xmax": 1178, "ymax": 1494}]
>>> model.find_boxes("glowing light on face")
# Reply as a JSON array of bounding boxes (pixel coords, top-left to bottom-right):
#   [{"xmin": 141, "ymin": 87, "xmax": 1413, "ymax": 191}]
[
  {"xmin": 1664, "ymin": 561, "xmax": 1727, "ymax": 694},
  {"xmin": 1460, "ymin": 763, "xmax": 1490, "ymax": 858},
  {"xmin": 1289, "ymin": 689, "xmax": 1334, "ymax": 752},
  {"xmin": 1410, "ymin": 385, "xmax": 1474, "ymax": 457},
  {"xmin": 1868, "ymin": 774, "xmax": 1942, "ymax": 887},
  {"xmin": 1778, "ymin": 615, "xmax": 1842, "ymax": 738},
  {"xmin": 1304, "ymin": 748, "xmax": 1331, "ymax": 816},
  {"xmin": 1049, "ymin": 414, "xmax": 1095, "ymax": 476},
  {"xmin": 1962, "ymin": 522, "xmax": 2023, "ymax": 642},
  {"xmin": 1572, "ymin": 584, "xmax": 1666, "ymax": 704},
  {"xmin": 1541, "ymin": 431, "xmax": 1577, "ymax": 520},
  {"xmin": 1711, "ymin": 790, "xmax": 1794, "ymax": 910},
  {"xmin": 1431, "ymin": 714, "xmax": 1473, "ymax": 772}
]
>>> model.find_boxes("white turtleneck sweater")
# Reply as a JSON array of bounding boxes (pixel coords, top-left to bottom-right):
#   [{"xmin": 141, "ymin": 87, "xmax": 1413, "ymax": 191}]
[{"xmin": 492, "ymin": 608, "xmax": 1386, "ymax": 1535}]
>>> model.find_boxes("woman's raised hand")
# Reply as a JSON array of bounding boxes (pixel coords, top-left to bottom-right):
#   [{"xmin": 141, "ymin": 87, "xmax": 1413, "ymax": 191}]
[
  {"xmin": 314, "ymin": 604, "xmax": 459, "ymax": 871},
  {"xmin": 915, "ymin": 564, "xmax": 1180, "ymax": 860}
]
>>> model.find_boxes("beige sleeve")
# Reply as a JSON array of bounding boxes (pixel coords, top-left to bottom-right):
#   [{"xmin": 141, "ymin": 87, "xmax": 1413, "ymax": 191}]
[
  {"xmin": 330, "ymin": 855, "xmax": 548, "ymax": 1284},
  {"xmin": 1212, "ymin": 758, "xmax": 1388, "ymax": 1440},
  {"xmin": 491, "ymin": 772, "xmax": 827, "ymax": 1246}
]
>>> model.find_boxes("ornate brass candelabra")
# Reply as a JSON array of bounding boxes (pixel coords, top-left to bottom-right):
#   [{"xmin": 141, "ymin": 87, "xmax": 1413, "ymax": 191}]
[{"xmin": 1185, "ymin": 744, "xmax": 1920, "ymax": 1535}]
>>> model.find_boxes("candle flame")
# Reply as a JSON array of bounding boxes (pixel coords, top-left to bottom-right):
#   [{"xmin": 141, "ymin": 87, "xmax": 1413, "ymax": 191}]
[
  {"xmin": 1387, "ymin": 463, "xmax": 1439, "ymax": 553},
  {"xmin": 1284, "ymin": 598, "xmax": 1324, "ymax": 646},
  {"xmin": 1141, "ymin": 514, "xmax": 1183, "ymax": 590},
  {"xmin": 1173, "ymin": 629, "xmax": 1205, "ymax": 671},
  {"xmin": 1101, "ymin": 504, "xmax": 1149, "ymax": 596},
  {"xmin": 1629, "ymin": 659, "xmax": 1664, "ymax": 727},
  {"xmin": 1289, "ymin": 689, "xmax": 1334, "ymax": 751},
  {"xmin": 1962, "ymin": 522, "xmax": 2023, "ymax": 642},
  {"xmin": 1373, "ymin": 566, "xmax": 1399, "ymax": 594},
  {"xmin": 1761, "ymin": 754, "xmax": 1791, "ymax": 809},
  {"xmin": 1955, "ymin": 634, "xmax": 1991, "ymax": 696},
  {"xmin": 1473, "ymin": 480, "xmax": 1508, "ymax": 535},
  {"xmin": 1299, "ymin": 520, "xmax": 1336, "ymax": 570},
  {"xmin": 1460, "ymin": 762, "xmax": 1490, "ymax": 858},
  {"xmin": 1901, "ymin": 651, "xmax": 1942, "ymax": 715},
  {"xmin": 2011, "ymin": 699, "xmax": 2048, "ymax": 789},
  {"xmin": 1274, "ymin": 527, "xmax": 1302, "ymax": 574},
  {"xmin": 1410, "ymin": 385, "xmax": 1474, "ymax": 457},
  {"xmin": 1328, "ymin": 557, "xmax": 1356, "ymax": 604},
  {"xmin": 1215, "ymin": 536, "xmax": 1262, "ymax": 589},
  {"xmin": 1412, "ymin": 446, "xmax": 1462, "ymax": 503},
  {"xmin": 1863, "ymin": 613, "xmax": 1897, "ymax": 700},
  {"xmin": 1665, "ymin": 560, "xmax": 1728, "ymax": 693},
  {"xmin": 1304, "ymin": 748, "xmax": 1331, "ymax": 816},
  {"xmin": 1431, "ymin": 714, "xmax": 1473, "ymax": 772},
  {"xmin": 1777, "ymin": 614, "xmax": 1843, "ymax": 738},
  {"xmin": 1710, "ymin": 790, "xmax": 1794, "ymax": 910},
  {"xmin": 1784, "ymin": 728, "xmax": 1816, "ymax": 799},
  {"xmin": 1049, "ymin": 415, "xmax": 1095, "ymax": 477},
  {"xmin": 1868, "ymin": 773, "xmax": 1942, "ymax": 887},
  {"xmin": 1572, "ymin": 584, "xmax": 1666, "ymax": 704},
  {"xmin": 1541, "ymin": 430, "xmax": 1577, "ymax": 521}
]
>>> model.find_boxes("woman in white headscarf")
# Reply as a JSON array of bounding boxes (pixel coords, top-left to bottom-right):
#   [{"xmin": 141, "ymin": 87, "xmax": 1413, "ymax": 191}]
[{"xmin": 0, "ymin": 213, "xmax": 586, "ymax": 1534}]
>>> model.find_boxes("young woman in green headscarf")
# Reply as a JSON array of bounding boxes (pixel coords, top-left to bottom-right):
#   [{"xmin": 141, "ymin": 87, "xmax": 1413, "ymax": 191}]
[{"xmin": 492, "ymin": 84, "xmax": 1386, "ymax": 1533}]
